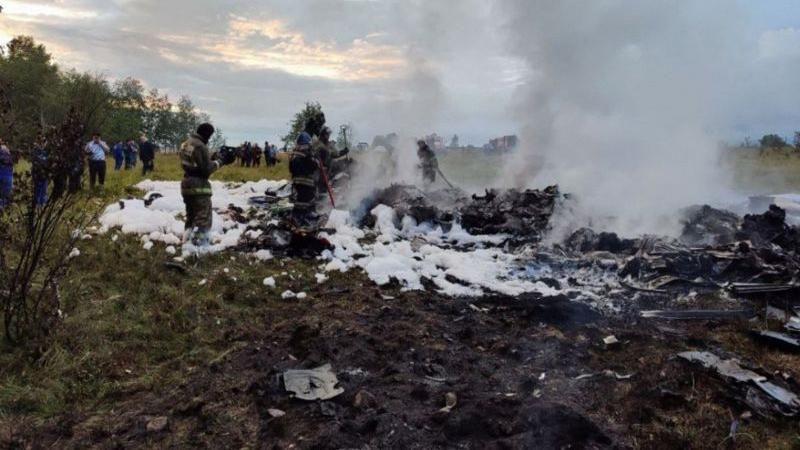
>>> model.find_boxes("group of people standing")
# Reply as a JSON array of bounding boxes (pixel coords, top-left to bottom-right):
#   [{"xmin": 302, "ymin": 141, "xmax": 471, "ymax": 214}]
[
  {"xmin": 0, "ymin": 132, "xmax": 160, "ymax": 211},
  {"xmin": 0, "ymin": 134, "xmax": 78, "ymax": 209},
  {"xmin": 86, "ymin": 135, "xmax": 157, "ymax": 189},
  {"xmin": 111, "ymin": 137, "xmax": 157, "ymax": 175},
  {"xmin": 237, "ymin": 141, "xmax": 278, "ymax": 168}
]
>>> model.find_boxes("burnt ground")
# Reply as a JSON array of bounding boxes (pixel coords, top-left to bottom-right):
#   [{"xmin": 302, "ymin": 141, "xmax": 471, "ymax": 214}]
[{"xmin": 7, "ymin": 266, "xmax": 800, "ymax": 449}]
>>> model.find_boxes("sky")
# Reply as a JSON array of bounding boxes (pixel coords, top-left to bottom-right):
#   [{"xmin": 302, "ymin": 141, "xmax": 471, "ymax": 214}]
[{"xmin": 0, "ymin": 0, "xmax": 798, "ymax": 146}]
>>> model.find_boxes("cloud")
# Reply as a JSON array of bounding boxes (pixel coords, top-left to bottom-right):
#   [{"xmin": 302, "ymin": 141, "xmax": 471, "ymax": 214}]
[
  {"xmin": 0, "ymin": 0, "xmax": 797, "ymax": 150},
  {"xmin": 203, "ymin": 15, "xmax": 406, "ymax": 80}
]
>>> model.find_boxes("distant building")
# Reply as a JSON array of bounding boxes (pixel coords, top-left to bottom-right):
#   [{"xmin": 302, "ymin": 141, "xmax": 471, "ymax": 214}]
[
  {"xmin": 449, "ymin": 134, "xmax": 459, "ymax": 148},
  {"xmin": 356, "ymin": 142, "xmax": 369, "ymax": 151},
  {"xmin": 484, "ymin": 135, "xmax": 518, "ymax": 152}
]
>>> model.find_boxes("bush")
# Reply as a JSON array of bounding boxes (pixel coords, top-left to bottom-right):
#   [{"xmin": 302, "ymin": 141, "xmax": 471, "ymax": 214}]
[{"xmin": 0, "ymin": 105, "xmax": 95, "ymax": 345}]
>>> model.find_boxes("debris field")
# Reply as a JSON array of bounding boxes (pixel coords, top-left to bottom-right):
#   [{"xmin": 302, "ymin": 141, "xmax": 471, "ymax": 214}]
[{"xmin": 18, "ymin": 179, "xmax": 800, "ymax": 448}]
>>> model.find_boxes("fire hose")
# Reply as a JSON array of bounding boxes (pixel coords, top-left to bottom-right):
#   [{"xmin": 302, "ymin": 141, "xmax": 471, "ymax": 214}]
[
  {"xmin": 436, "ymin": 167, "xmax": 455, "ymax": 189},
  {"xmin": 317, "ymin": 158, "xmax": 336, "ymax": 208}
]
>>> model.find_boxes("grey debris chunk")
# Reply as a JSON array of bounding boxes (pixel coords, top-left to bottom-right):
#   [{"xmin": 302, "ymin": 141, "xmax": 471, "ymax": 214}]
[{"xmin": 283, "ymin": 364, "xmax": 344, "ymax": 401}]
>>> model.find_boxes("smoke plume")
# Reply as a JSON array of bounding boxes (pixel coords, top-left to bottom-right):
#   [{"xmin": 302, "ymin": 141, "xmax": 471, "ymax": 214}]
[{"xmin": 498, "ymin": 0, "xmax": 747, "ymax": 237}]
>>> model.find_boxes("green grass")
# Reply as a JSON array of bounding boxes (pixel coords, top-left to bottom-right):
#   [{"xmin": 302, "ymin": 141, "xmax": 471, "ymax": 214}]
[{"xmin": 0, "ymin": 152, "xmax": 294, "ymax": 424}]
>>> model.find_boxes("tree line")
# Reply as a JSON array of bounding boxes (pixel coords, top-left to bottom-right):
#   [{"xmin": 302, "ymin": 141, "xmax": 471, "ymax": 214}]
[
  {"xmin": 0, "ymin": 35, "xmax": 224, "ymax": 152},
  {"xmin": 739, "ymin": 133, "xmax": 800, "ymax": 151}
]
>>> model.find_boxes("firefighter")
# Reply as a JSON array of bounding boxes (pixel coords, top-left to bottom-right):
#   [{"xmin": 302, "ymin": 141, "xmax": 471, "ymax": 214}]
[
  {"xmin": 417, "ymin": 139, "xmax": 438, "ymax": 185},
  {"xmin": 289, "ymin": 132, "xmax": 318, "ymax": 225},
  {"xmin": 179, "ymin": 123, "xmax": 234, "ymax": 246},
  {"xmin": 313, "ymin": 126, "xmax": 349, "ymax": 192}
]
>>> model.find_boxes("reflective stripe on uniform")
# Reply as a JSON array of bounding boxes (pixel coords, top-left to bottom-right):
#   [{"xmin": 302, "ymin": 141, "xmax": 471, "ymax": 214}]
[
  {"xmin": 182, "ymin": 187, "xmax": 213, "ymax": 196},
  {"xmin": 293, "ymin": 177, "xmax": 315, "ymax": 187}
]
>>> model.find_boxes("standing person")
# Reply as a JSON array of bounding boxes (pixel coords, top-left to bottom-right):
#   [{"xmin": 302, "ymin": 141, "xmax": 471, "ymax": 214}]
[
  {"xmin": 0, "ymin": 139, "xmax": 13, "ymax": 209},
  {"xmin": 32, "ymin": 135, "xmax": 49, "ymax": 206},
  {"xmin": 289, "ymin": 132, "xmax": 318, "ymax": 225},
  {"xmin": 127, "ymin": 139, "xmax": 139, "ymax": 168},
  {"xmin": 239, "ymin": 142, "xmax": 247, "ymax": 167},
  {"xmin": 112, "ymin": 141, "xmax": 125, "ymax": 170},
  {"xmin": 264, "ymin": 141, "xmax": 273, "ymax": 166},
  {"xmin": 180, "ymin": 123, "xmax": 234, "ymax": 246},
  {"xmin": 416, "ymin": 139, "xmax": 438, "ymax": 185},
  {"xmin": 244, "ymin": 142, "xmax": 252, "ymax": 167},
  {"xmin": 314, "ymin": 127, "xmax": 349, "ymax": 184},
  {"xmin": 139, "ymin": 135, "xmax": 156, "ymax": 176},
  {"xmin": 85, "ymin": 133, "xmax": 109, "ymax": 189},
  {"xmin": 252, "ymin": 143, "xmax": 262, "ymax": 167},
  {"xmin": 123, "ymin": 139, "xmax": 133, "ymax": 169}
]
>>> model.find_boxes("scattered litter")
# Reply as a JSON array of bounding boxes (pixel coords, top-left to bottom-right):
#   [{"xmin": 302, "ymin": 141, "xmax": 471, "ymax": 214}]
[
  {"xmin": 68, "ymin": 248, "xmax": 80, "ymax": 259},
  {"xmin": 315, "ymin": 273, "xmax": 328, "ymax": 284},
  {"xmin": 574, "ymin": 371, "xmax": 634, "ymax": 381},
  {"xmin": 296, "ymin": 292, "xmax": 308, "ymax": 300},
  {"xmin": 263, "ymin": 277, "xmax": 276, "ymax": 287},
  {"xmin": 267, "ymin": 408, "xmax": 286, "ymax": 418},
  {"xmin": 283, "ymin": 364, "xmax": 344, "ymax": 401},
  {"xmin": 143, "ymin": 241, "xmax": 154, "ymax": 251},
  {"xmin": 165, "ymin": 245, "xmax": 176, "ymax": 255},
  {"xmin": 146, "ymin": 416, "xmax": 168, "ymax": 433},
  {"xmin": 281, "ymin": 290, "xmax": 296, "ymax": 299},
  {"xmin": 603, "ymin": 335, "xmax": 619, "ymax": 346},
  {"xmin": 198, "ymin": 279, "xmax": 207, "ymax": 286},
  {"xmin": 438, "ymin": 392, "xmax": 457, "ymax": 413}
]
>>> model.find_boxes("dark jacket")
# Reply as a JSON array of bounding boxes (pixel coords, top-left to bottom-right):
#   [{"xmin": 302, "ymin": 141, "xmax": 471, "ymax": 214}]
[
  {"xmin": 289, "ymin": 144, "xmax": 318, "ymax": 188},
  {"xmin": 139, "ymin": 141, "xmax": 156, "ymax": 161},
  {"xmin": 180, "ymin": 133, "xmax": 220, "ymax": 196}
]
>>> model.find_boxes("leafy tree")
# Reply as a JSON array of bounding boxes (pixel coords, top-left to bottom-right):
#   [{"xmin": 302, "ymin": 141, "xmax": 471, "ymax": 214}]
[
  {"xmin": 0, "ymin": 35, "xmax": 217, "ymax": 151},
  {"xmin": 142, "ymin": 88, "xmax": 173, "ymax": 148},
  {"xmin": 55, "ymin": 71, "xmax": 113, "ymax": 139},
  {"xmin": 0, "ymin": 36, "xmax": 59, "ymax": 146},
  {"xmin": 106, "ymin": 77, "xmax": 145, "ymax": 144},
  {"xmin": 282, "ymin": 101, "xmax": 325, "ymax": 146},
  {"xmin": 167, "ymin": 95, "xmax": 200, "ymax": 148},
  {"xmin": 794, "ymin": 132, "xmax": 800, "ymax": 151},
  {"xmin": 759, "ymin": 134, "xmax": 787, "ymax": 149}
]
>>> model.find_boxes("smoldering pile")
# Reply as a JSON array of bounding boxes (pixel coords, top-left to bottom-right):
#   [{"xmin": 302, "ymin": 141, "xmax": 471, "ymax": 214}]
[
  {"xmin": 560, "ymin": 204, "xmax": 800, "ymax": 296},
  {"xmin": 352, "ymin": 184, "xmax": 562, "ymax": 246}
]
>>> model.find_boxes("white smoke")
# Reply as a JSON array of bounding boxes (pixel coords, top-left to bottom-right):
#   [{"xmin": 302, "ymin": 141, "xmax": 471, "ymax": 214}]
[{"xmin": 497, "ymin": 0, "xmax": 748, "ymax": 237}]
